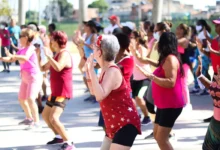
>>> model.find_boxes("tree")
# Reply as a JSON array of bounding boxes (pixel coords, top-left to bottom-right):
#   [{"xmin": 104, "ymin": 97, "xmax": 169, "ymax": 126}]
[
  {"xmin": 26, "ymin": 10, "xmax": 39, "ymax": 21},
  {"xmin": 0, "ymin": 0, "xmax": 12, "ymax": 16},
  {"xmin": 88, "ymin": 0, "xmax": 109, "ymax": 14},
  {"xmin": 56, "ymin": 0, "xmax": 73, "ymax": 17}
]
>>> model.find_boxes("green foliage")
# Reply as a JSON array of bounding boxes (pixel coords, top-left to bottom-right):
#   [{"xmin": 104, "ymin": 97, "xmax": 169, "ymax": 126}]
[
  {"xmin": 26, "ymin": 10, "xmax": 39, "ymax": 21},
  {"xmin": 56, "ymin": 0, "xmax": 73, "ymax": 17},
  {"xmin": 88, "ymin": 0, "xmax": 109, "ymax": 13},
  {"xmin": 0, "ymin": 0, "xmax": 12, "ymax": 16}
]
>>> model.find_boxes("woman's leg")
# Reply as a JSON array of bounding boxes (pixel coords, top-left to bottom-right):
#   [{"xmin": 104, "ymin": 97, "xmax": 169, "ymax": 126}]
[
  {"xmin": 19, "ymin": 99, "xmax": 32, "ymax": 119},
  {"xmin": 100, "ymin": 136, "xmax": 112, "ymax": 150},
  {"xmin": 42, "ymin": 105, "xmax": 58, "ymax": 134},
  {"xmin": 110, "ymin": 144, "xmax": 131, "ymax": 150},
  {"xmin": 49, "ymin": 106, "xmax": 69, "ymax": 141},
  {"xmin": 155, "ymin": 126, "xmax": 173, "ymax": 150},
  {"xmin": 27, "ymin": 97, "xmax": 40, "ymax": 123},
  {"xmin": 135, "ymin": 97, "xmax": 149, "ymax": 117},
  {"xmin": 1, "ymin": 47, "xmax": 6, "ymax": 70}
]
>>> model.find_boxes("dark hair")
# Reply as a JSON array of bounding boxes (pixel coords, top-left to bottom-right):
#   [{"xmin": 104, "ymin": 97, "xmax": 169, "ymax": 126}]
[
  {"xmin": 144, "ymin": 20, "xmax": 152, "ymax": 26},
  {"xmin": 113, "ymin": 27, "xmax": 123, "ymax": 35},
  {"xmin": 178, "ymin": 23, "xmax": 190, "ymax": 37},
  {"xmin": 148, "ymin": 23, "xmax": 155, "ymax": 33},
  {"xmin": 157, "ymin": 22, "xmax": 172, "ymax": 32},
  {"xmin": 158, "ymin": 32, "xmax": 184, "ymax": 76},
  {"xmin": 27, "ymin": 22, "xmax": 39, "ymax": 31},
  {"xmin": 197, "ymin": 19, "xmax": 211, "ymax": 33},
  {"xmin": 122, "ymin": 26, "xmax": 132, "ymax": 36},
  {"xmin": 21, "ymin": 24, "xmax": 27, "ymax": 29},
  {"xmin": 115, "ymin": 33, "xmax": 130, "ymax": 52},
  {"xmin": 49, "ymin": 23, "xmax": 56, "ymax": 31},
  {"xmin": 132, "ymin": 31, "xmax": 147, "ymax": 47},
  {"xmin": 190, "ymin": 25, "xmax": 197, "ymax": 35},
  {"xmin": 51, "ymin": 31, "xmax": 68, "ymax": 48}
]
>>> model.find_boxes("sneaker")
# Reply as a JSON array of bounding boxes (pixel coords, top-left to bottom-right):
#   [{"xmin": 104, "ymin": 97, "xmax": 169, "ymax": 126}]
[
  {"xmin": 18, "ymin": 118, "xmax": 33, "ymax": 125},
  {"xmin": 203, "ymin": 116, "xmax": 213, "ymax": 123},
  {"xmin": 145, "ymin": 132, "xmax": 154, "ymax": 139},
  {"xmin": 141, "ymin": 116, "xmax": 151, "ymax": 125},
  {"xmin": 190, "ymin": 88, "xmax": 200, "ymax": 94},
  {"xmin": 47, "ymin": 138, "xmax": 64, "ymax": 145},
  {"xmin": 1, "ymin": 69, "xmax": 7, "ymax": 73},
  {"xmin": 7, "ymin": 70, "xmax": 10, "ymax": 73},
  {"xmin": 25, "ymin": 123, "xmax": 41, "ymax": 130},
  {"xmin": 169, "ymin": 133, "xmax": 176, "ymax": 141},
  {"xmin": 84, "ymin": 96, "xmax": 92, "ymax": 102},
  {"xmin": 58, "ymin": 143, "xmax": 75, "ymax": 150},
  {"xmin": 198, "ymin": 90, "xmax": 209, "ymax": 96}
]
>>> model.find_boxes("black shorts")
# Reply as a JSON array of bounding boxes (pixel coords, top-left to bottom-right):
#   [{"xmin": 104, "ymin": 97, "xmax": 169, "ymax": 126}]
[
  {"xmin": 146, "ymin": 101, "xmax": 156, "ymax": 114},
  {"xmin": 112, "ymin": 124, "xmax": 138, "ymax": 147},
  {"xmin": 98, "ymin": 110, "xmax": 105, "ymax": 127},
  {"xmin": 131, "ymin": 79, "xmax": 150, "ymax": 98},
  {"xmin": 155, "ymin": 108, "xmax": 183, "ymax": 128},
  {"xmin": 46, "ymin": 96, "xmax": 68, "ymax": 109}
]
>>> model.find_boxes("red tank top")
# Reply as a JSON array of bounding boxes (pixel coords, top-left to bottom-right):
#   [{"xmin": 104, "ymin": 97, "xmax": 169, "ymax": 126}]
[
  {"xmin": 99, "ymin": 65, "xmax": 141, "ymax": 139},
  {"xmin": 50, "ymin": 50, "xmax": 73, "ymax": 98}
]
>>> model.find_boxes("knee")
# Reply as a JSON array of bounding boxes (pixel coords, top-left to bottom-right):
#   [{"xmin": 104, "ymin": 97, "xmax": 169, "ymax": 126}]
[
  {"xmin": 155, "ymin": 135, "xmax": 168, "ymax": 144},
  {"xmin": 49, "ymin": 115, "xmax": 59, "ymax": 126}
]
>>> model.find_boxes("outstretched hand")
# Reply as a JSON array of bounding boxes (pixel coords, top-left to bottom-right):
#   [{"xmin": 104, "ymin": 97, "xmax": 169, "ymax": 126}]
[{"xmin": 5, "ymin": 47, "xmax": 13, "ymax": 58}]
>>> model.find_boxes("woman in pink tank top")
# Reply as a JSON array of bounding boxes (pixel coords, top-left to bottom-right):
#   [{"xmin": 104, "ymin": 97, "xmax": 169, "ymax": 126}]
[
  {"xmin": 136, "ymin": 32, "xmax": 185, "ymax": 150},
  {"xmin": 0, "ymin": 28, "xmax": 42, "ymax": 129}
]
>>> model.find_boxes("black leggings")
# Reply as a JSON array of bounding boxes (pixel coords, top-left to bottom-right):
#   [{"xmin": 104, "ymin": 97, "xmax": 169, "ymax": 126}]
[
  {"xmin": 112, "ymin": 124, "xmax": 138, "ymax": 147},
  {"xmin": 1, "ymin": 46, "xmax": 10, "ymax": 70}
]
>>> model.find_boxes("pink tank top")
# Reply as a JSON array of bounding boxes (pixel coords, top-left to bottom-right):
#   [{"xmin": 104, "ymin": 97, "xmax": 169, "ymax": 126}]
[
  {"xmin": 152, "ymin": 55, "xmax": 185, "ymax": 108},
  {"xmin": 16, "ymin": 45, "xmax": 40, "ymax": 74},
  {"xmin": 133, "ymin": 47, "xmax": 151, "ymax": 81}
]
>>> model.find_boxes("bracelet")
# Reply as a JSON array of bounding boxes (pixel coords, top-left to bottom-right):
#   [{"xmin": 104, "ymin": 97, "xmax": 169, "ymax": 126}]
[
  {"xmin": 86, "ymin": 79, "xmax": 91, "ymax": 82},
  {"xmin": 197, "ymin": 74, "xmax": 204, "ymax": 79}
]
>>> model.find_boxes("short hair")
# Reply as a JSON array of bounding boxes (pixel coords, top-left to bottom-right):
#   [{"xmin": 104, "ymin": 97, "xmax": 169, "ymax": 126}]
[
  {"xmin": 49, "ymin": 23, "xmax": 56, "ymax": 31},
  {"xmin": 115, "ymin": 33, "xmax": 130, "ymax": 51},
  {"xmin": 20, "ymin": 28, "xmax": 35, "ymax": 43},
  {"xmin": 51, "ymin": 31, "xmax": 68, "ymax": 48},
  {"xmin": 27, "ymin": 22, "xmax": 39, "ymax": 31},
  {"xmin": 100, "ymin": 35, "xmax": 120, "ymax": 62}
]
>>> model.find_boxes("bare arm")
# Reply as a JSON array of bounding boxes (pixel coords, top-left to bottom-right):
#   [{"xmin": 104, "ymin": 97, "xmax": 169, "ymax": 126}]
[
  {"xmin": 47, "ymin": 51, "xmax": 70, "ymax": 72},
  {"xmin": 197, "ymin": 75, "xmax": 211, "ymax": 89},
  {"xmin": 178, "ymin": 38, "xmax": 189, "ymax": 49},
  {"xmin": 90, "ymin": 67, "xmax": 122, "ymax": 101},
  {"xmin": 83, "ymin": 34, "xmax": 97, "ymax": 49}
]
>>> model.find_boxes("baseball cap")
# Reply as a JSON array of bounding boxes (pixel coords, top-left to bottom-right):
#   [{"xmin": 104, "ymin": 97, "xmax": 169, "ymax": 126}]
[
  {"xmin": 108, "ymin": 15, "xmax": 117, "ymax": 20},
  {"xmin": 212, "ymin": 18, "xmax": 220, "ymax": 25}
]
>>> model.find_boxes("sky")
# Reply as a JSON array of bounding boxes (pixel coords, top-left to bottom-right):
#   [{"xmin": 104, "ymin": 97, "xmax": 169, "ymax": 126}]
[{"xmin": 7, "ymin": 0, "xmax": 217, "ymax": 12}]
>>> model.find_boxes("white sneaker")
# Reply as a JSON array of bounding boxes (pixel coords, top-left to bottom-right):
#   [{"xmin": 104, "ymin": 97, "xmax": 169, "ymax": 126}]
[{"xmin": 25, "ymin": 123, "xmax": 41, "ymax": 130}]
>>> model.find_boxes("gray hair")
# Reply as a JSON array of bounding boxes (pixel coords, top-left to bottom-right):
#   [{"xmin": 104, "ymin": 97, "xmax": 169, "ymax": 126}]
[{"xmin": 100, "ymin": 35, "xmax": 120, "ymax": 62}]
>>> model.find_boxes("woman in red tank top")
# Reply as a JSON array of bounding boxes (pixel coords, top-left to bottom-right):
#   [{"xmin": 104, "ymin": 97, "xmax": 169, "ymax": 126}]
[
  {"xmin": 85, "ymin": 35, "xmax": 141, "ymax": 150},
  {"xmin": 37, "ymin": 31, "xmax": 75, "ymax": 150}
]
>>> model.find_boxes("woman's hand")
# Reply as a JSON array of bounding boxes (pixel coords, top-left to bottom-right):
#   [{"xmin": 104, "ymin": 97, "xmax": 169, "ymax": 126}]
[
  {"xmin": 5, "ymin": 47, "xmax": 13, "ymax": 58},
  {"xmin": 136, "ymin": 64, "xmax": 154, "ymax": 80},
  {"xmin": 196, "ymin": 55, "xmax": 202, "ymax": 77},
  {"xmin": 43, "ymin": 46, "xmax": 52, "ymax": 58},
  {"xmin": 86, "ymin": 54, "xmax": 95, "ymax": 72}
]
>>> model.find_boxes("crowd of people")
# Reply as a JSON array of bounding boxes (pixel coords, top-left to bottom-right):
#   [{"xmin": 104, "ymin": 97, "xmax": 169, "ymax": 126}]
[{"xmin": 0, "ymin": 14, "xmax": 220, "ymax": 150}]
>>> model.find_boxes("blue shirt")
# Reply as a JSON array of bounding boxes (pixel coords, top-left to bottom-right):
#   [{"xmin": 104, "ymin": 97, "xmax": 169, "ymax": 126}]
[{"xmin": 8, "ymin": 26, "xmax": 21, "ymax": 45}]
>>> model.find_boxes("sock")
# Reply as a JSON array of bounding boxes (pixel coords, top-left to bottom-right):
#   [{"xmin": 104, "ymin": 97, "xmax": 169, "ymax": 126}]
[{"xmin": 55, "ymin": 135, "xmax": 62, "ymax": 139}]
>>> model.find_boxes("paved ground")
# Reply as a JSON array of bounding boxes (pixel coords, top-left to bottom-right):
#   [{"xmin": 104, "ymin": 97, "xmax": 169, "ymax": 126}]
[{"xmin": 0, "ymin": 54, "xmax": 214, "ymax": 150}]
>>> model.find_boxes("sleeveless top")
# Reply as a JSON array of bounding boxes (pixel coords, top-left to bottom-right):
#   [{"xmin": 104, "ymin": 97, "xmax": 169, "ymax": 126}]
[
  {"xmin": 50, "ymin": 50, "xmax": 73, "ymax": 98},
  {"xmin": 83, "ymin": 34, "xmax": 94, "ymax": 58},
  {"xmin": 16, "ymin": 45, "xmax": 40, "ymax": 74},
  {"xmin": 99, "ymin": 66, "xmax": 141, "ymax": 139},
  {"xmin": 152, "ymin": 55, "xmax": 185, "ymax": 109},
  {"xmin": 133, "ymin": 46, "xmax": 152, "ymax": 80}
]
